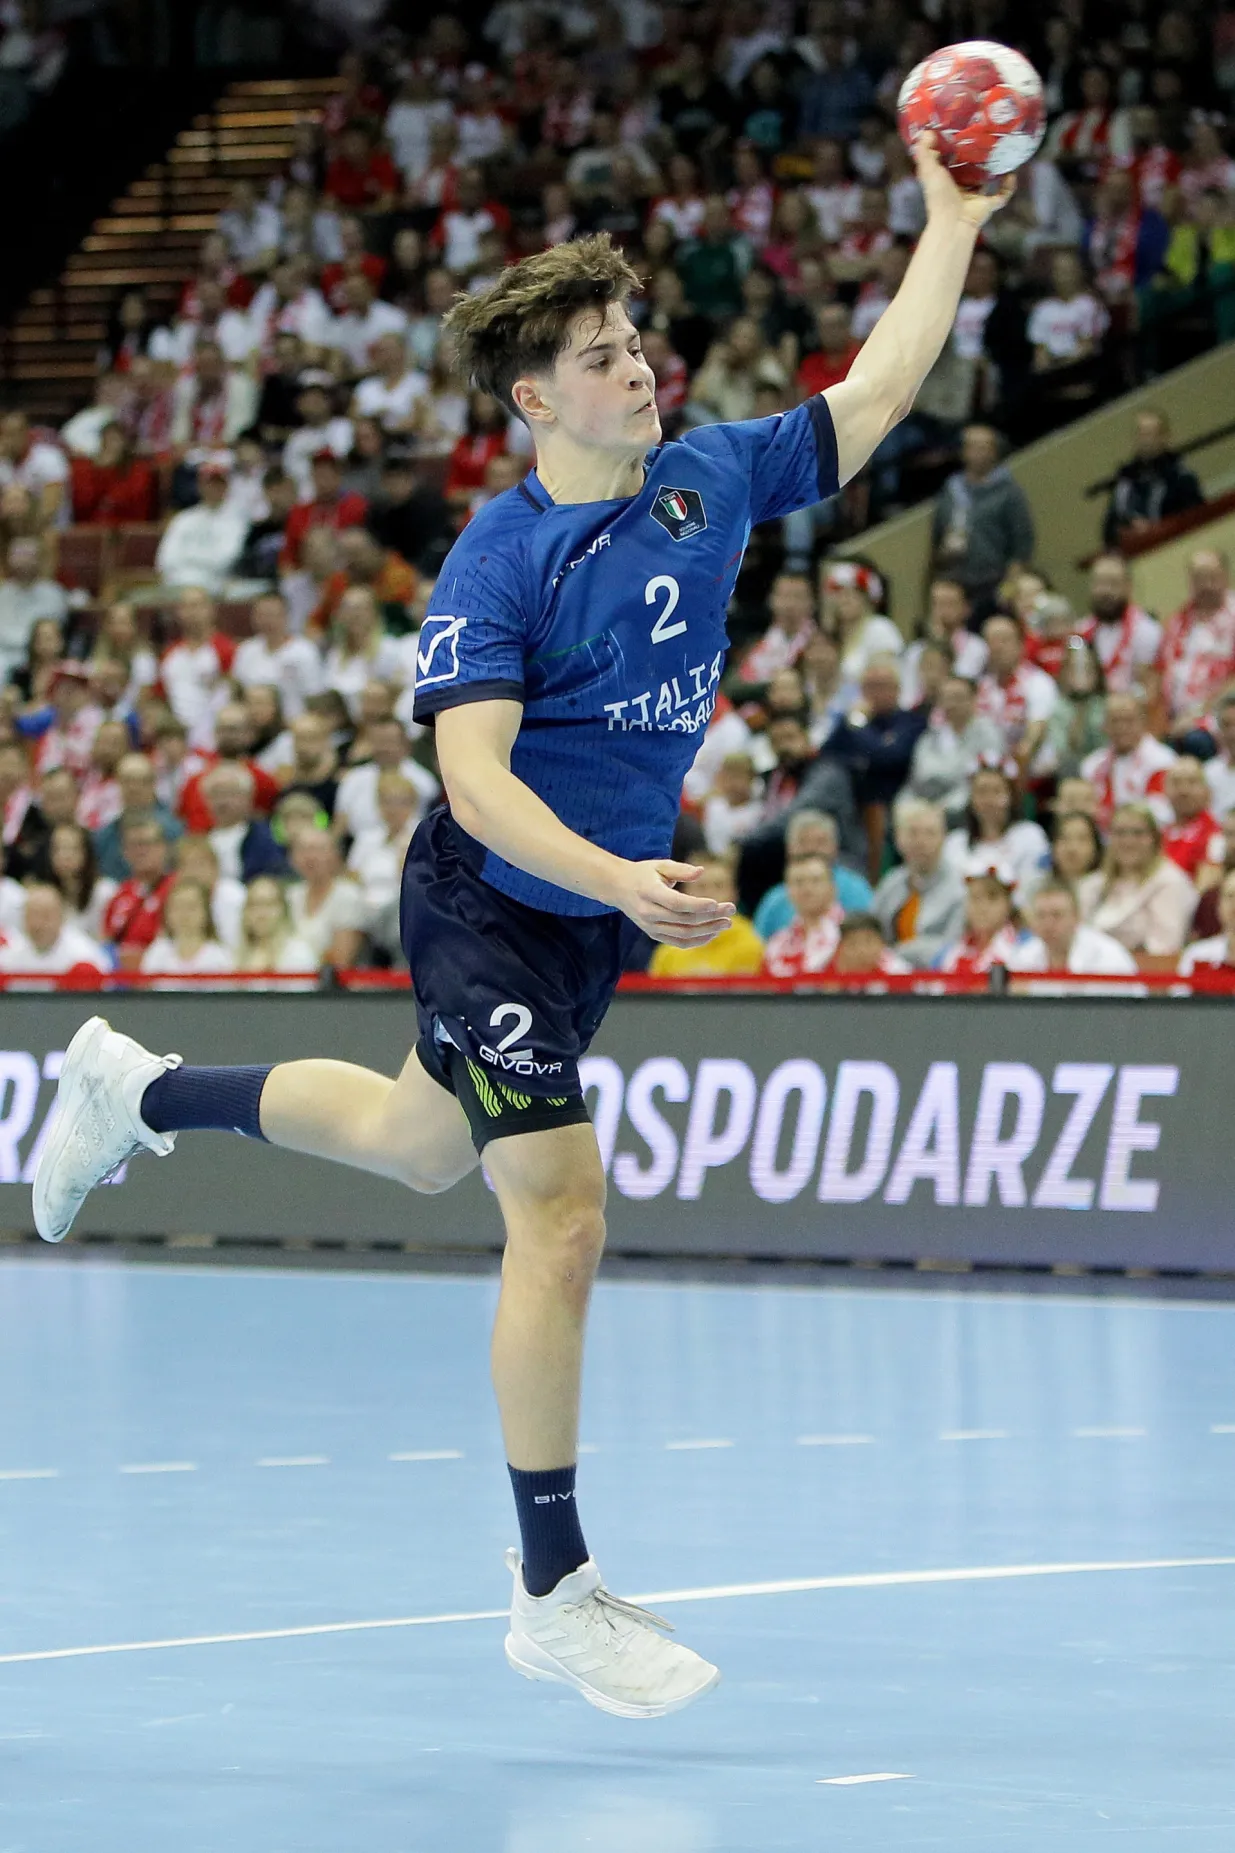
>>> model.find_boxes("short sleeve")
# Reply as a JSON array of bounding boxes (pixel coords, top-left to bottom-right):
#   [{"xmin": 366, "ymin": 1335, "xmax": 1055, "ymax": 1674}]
[
  {"xmin": 680, "ymin": 398, "xmax": 840, "ymax": 526},
  {"xmin": 411, "ymin": 533, "xmax": 529, "ymax": 722}
]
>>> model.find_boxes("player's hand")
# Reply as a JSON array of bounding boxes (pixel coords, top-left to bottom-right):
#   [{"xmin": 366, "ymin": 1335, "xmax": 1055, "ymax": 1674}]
[
  {"xmin": 612, "ymin": 859, "xmax": 736, "ymax": 948},
  {"xmin": 913, "ymin": 132, "xmax": 1015, "ymax": 231}
]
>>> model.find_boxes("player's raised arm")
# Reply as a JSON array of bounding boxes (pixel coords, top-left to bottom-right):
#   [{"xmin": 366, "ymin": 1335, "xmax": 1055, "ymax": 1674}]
[
  {"xmin": 823, "ymin": 137, "xmax": 1014, "ymax": 487},
  {"xmin": 435, "ymin": 700, "xmax": 734, "ymax": 948}
]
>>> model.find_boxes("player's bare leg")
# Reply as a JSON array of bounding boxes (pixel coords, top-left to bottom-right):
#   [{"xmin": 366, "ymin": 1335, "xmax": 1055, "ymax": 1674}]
[
  {"xmin": 485, "ymin": 1120, "xmax": 720, "ymax": 1719},
  {"xmin": 485, "ymin": 1122, "xmax": 605, "ymax": 1470},
  {"xmin": 32, "ymin": 1019, "xmax": 477, "ymax": 1243},
  {"xmin": 258, "ymin": 1046, "xmax": 478, "ymax": 1193}
]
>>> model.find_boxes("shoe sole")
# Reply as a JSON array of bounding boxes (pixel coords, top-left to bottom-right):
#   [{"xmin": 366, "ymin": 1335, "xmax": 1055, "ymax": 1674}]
[
  {"xmin": 504, "ymin": 1633, "xmax": 721, "ymax": 1720},
  {"xmin": 32, "ymin": 1015, "xmax": 112, "ymax": 1244}
]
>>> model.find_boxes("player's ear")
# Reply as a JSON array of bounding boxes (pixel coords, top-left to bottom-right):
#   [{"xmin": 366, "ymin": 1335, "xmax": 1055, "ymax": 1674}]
[{"xmin": 510, "ymin": 374, "xmax": 555, "ymax": 430}]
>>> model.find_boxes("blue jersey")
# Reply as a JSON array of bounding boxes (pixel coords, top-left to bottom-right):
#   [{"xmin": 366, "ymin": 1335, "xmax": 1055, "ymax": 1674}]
[{"xmin": 412, "ymin": 397, "xmax": 839, "ymax": 914}]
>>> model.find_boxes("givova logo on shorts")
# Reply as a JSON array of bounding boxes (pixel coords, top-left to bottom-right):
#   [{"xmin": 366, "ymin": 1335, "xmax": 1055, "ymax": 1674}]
[{"xmin": 579, "ymin": 1056, "xmax": 1179, "ymax": 1213}]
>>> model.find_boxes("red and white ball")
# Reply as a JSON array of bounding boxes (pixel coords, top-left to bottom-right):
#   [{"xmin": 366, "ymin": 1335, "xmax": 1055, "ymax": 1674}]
[{"xmin": 897, "ymin": 40, "xmax": 1045, "ymax": 192}]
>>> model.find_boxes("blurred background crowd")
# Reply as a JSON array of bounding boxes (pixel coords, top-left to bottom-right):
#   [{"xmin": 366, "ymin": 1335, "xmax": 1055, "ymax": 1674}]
[{"xmin": 1, "ymin": 0, "xmax": 1235, "ymax": 984}]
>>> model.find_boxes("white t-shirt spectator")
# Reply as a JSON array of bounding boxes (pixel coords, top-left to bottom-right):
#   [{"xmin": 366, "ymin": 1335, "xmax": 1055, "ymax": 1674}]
[
  {"xmin": 283, "ymin": 418, "xmax": 354, "ymax": 497},
  {"xmin": 326, "ymin": 302, "xmax": 410, "ymax": 376},
  {"xmin": 286, "ymin": 876, "xmax": 367, "ymax": 962},
  {"xmin": 803, "ymin": 180, "xmax": 860, "ymax": 244},
  {"xmin": 1007, "ymin": 925, "xmax": 1138, "ymax": 975},
  {"xmin": 436, "ymin": 206, "xmax": 504, "ymax": 274},
  {"xmin": 0, "ymin": 924, "xmax": 108, "ymax": 974},
  {"xmin": 702, "ymin": 792, "xmax": 763, "ymax": 856},
  {"xmin": 976, "ymin": 663, "xmax": 1057, "ymax": 753},
  {"xmin": 352, "ymin": 367, "xmax": 429, "ymax": 430},
  {"xmin": 385, "ymin": 96, "xmax": 454, "ymax": 184},
  {"xmin": 160, "ymin": 635, "xmax": 236, "ymax": 748},
  {"xmin": 0, "ymin": 574, "xmax": 68, "ymax": 687},
  {"xmin": 217, "ymin": 201, "xmax": 282, "ymax": 268},
  {"xmin": 1026, "ymin": 292, "xmax": 1109, "ymax": 361},
  {"xmin": 0, "ymin": 875, "xmax": 25, "ymax": 935},
  {"xmin": 951, "ymin": 294, "xmax": 996, "ymax": 361},
  {"xmin": 1081, "ymin": 735, "xmax": 1176, "ymax": 827},
  {"xmin": 1205, "ymin": 753, "xmax": 1235, "ymax": 820},
  {"xmin": 155, "ymin": 504, "xmax": 249, "ymax": 596},
  {"xmin": 247, "ymin": 282, "xmax": 334, "ymax": 353},
  {"xmin": 202, "ymin": 874, "xmax": 246, "ymax": 950},
  {"xmin": 64, "ymin": 877, "xmax": 120, "ymax": 944},
  {"xmin": 900, "ymin": 631, "xmax": 987, "ymax": 707},
  {"xmin": 838, "ymin": 614, "xmax": 905, "ymax": 698},
  {"xmin": 347, "ymin": 826, "xmax": 412, "ymax": 913},
  {"xmin": 323, "ymin": 636, "xmax": 412, "ymax": 718},
  {"xmin": 945, "ymin": 821, "xmax": 1051, "ymax": 899},
  {"xmin": 0, "ymin": 438, "xmax": 70, "ymax": 527},
  {"xmin": 140, "ymin": 936, "xmax": 236, "ymax": 977},
  {"xmin": 150, "ymin": 312, "xmax": 260, "ymax": 370},
  {"xmin": 1091, "ymin": 606, "xmax": 1162, "ymax": 694},
  {"xmin": 333, "ymin": 757, "xmax": 439, "ymax": 838},
  {"xmin": 1178, "ymin": 934, "xmax": 1235, "ymax": 975},
  {"xmin": 231, "ymin": 633, "xmax": 324, "ymax": 721}
]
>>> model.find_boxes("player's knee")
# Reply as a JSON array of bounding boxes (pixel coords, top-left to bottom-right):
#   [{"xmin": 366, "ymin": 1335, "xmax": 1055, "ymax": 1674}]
[
  {"xmin": 513, "ymin": 1197, "xmax": 607, "ymax": 1299},
  {"xmin": 391, "ymin": 1150, "xmax": 469, "ymax": 1195}
]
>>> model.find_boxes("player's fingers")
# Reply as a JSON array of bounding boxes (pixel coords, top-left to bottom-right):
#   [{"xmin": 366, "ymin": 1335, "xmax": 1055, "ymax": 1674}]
[
  {"xmin": 653, "ymin": 860, "xmax": 704, "ymax": 884},
  {"xmin": 655, "ymin": 921, "xmax": 732, "ymax": 948},
  {"xmin": 986, "ymin": 173, "xmax": 1017, "ymax": 215},
  {"xmin": 910, "ymin": 130, "xmax": 943, "ymax": 177},
  {"xmin": 649, "ymin": 892, "xmax": 736, "ymax": 921}
]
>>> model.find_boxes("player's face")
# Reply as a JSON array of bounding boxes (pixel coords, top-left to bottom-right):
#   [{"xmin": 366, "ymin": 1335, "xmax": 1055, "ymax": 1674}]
[{"xmin": 534, "ymin": 305, "xmax": 660, "ymax": 456}]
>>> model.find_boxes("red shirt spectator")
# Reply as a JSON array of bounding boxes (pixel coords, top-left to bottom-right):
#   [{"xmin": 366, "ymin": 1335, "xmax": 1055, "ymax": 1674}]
[
  {"xmin": 279, "ymin": 453, "xmax": 369, "ymax": 571},
  {"xmin": 102, "ymin": 815, "xmax": 175, "ymax": 968},
  {"xmin": 796, "ymin": 304, "xmax": 860, "ymax": 399},
  {"xmin": 70, "ymin": 429, "xmax": 157, "ymax": 526},
  {"xmin": 324, "ymin": 125, "xmax": 400, "ymax": 212},
  {"xmin": 445, "ymin": 431, "xmax": 506, "ymax": 502},
  {"xmin": 1163, "ymin": 808, "xmax": 1222, "ymax": 878},
  {"xmin": 179, "ymin": 758, "xmax": 279, "ymax": 831},
  {"xmin": 320, "ymin": 252, "xmax": 387, "ymax": 312},
  {"xmin": 1157, "ymin": 551, "xmax": 1235, "ymax": 725},
  {"xmin": 1161, "ymin": 758, "xmax": 1223, "ymax": 878}
]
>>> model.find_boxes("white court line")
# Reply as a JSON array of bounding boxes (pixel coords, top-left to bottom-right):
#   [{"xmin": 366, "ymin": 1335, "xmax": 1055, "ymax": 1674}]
[
  {"xmin": 818, "ymin": 1773, "xmax": 914, "ymax": 1787},
  {"xmin": 1, "ymin": 1555, "xmax": 1231, "ymax": 1669},
  {"xmin": 1211, "ymin": 1425, "xmax": 1235, "ymax": 1434},
  {"xmin": 256, "ymin": 1456, "xmax": 330, "ymax": 1468},
  {"xmin": 0, "ymin": 1469, "xmax": 59, "ymax": 1482},
  {"xmin": 1072, "ymin": 1427, "xmax": 1147, "ymax": 1439},
  {"xmin": 120, "ymin": 1463, "xmax": 197, "ymax": 1476},
  {"xmin": 388, "ymin": 1450, "xmax": 463, "ymax": 1462},
  {"xmin": 797, "ymin": 1435, "xmax": 875, "ymax": 1447},
  {"xmin": 939, "ymin": 1430, "xmax": 1009, "ymax": 1442},
  {"xmin": 577, "ymin": 1443, "xmax": 601, "ymax": 1455},
  {"xmin": 665, "ymin": 1439, "xmax": 734, "ymax": 1451}
]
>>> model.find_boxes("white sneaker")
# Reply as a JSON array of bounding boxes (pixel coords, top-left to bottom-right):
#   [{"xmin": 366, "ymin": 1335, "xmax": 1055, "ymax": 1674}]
[
  {"xmin": 504, "ymin": 1548, "xmax": 720, "ymax": 1720},
  {"xmin": 32, "ymin": 1016, "xmax": 183, "ymax": 1244}
]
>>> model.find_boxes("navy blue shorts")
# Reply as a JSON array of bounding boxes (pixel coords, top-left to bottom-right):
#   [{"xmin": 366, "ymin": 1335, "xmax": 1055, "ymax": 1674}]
[{"xmin": 400, "ymin": 807, "xmax": 642, "ymax": 1152}]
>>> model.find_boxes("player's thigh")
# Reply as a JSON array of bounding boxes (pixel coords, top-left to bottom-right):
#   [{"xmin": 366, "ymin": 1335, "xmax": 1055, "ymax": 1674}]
[
  {"xmin": 376, "ymin": 1045, "xmax": 480, "ymax": 1193},
  {"xmin": 484, "ymin": 1121, "xmax": 608, "ymax": 1259}
]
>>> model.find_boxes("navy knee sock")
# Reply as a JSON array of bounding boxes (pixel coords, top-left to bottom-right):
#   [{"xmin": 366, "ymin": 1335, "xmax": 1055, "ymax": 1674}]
[
  {"xmin": 141, "ymin": 1065, "xmax": 273, "ymax": 1141},
  {"xmin": 508, "ymin": 1464, "xmax": 589, "ymax": 1597}
]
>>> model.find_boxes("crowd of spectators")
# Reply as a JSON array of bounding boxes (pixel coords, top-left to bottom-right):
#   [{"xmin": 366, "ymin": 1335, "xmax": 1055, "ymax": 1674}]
[
  {"xmin": 2, "ymin": 2, "xmax": 1235, "ymax": 984},
  {"xmin": 658, "ymin": 511, "xmax": 1235, "ymax": 981}
]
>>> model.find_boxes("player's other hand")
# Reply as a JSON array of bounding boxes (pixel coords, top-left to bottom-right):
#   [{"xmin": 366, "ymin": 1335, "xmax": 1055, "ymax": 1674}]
[
  {"xmin": 613, "ymin": 859, "xmax": 736, "ymax": 948},
  {"xmin": 914, "ymin": 132, "xmax": 1015, "ymax": 231}
]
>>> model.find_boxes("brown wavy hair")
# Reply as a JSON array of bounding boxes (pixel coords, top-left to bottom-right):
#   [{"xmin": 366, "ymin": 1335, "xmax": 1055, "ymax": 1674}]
[{"xmin": 442, "ymin": 232, "xmax": 642, "ymax": 418}]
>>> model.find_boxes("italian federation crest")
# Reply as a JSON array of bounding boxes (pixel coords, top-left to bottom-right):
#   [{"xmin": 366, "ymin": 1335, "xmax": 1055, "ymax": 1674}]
[{"xmin": 649, "ymin": 484, "xmax": 708, "ymax": 541}]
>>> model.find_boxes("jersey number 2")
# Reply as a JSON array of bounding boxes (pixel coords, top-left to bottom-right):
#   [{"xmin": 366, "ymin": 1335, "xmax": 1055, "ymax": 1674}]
[
  {"xmin": 646, "ymin": 574, "xmax": 686, "ymax": 643},
  {"xmin": 489, "ymin": 1004, "xmax": 533, "ymax": 1052}
]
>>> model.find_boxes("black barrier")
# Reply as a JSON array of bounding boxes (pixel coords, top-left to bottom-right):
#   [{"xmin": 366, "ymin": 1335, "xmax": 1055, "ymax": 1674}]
[{"xmin": 0, "ymin": 994, "xmax": 1229, "ymax": 1268}]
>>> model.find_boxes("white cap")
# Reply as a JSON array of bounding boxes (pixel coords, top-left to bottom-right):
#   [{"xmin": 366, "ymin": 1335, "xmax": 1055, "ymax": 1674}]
[{"xmin": 963, "ymin": 849, "xmax": 1016, "ymax": 888}]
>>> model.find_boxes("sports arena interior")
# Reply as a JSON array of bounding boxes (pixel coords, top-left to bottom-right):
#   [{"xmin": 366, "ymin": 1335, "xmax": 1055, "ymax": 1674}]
[{"xmin": 2, "ymin": 1, "xmax": 1235, "ymax": 1846}]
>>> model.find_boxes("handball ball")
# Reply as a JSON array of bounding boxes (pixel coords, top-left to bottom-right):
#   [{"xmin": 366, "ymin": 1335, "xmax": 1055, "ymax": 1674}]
[{"xmin": 897, "ymin": 40, "xmax": 1045, "ymax": 192}]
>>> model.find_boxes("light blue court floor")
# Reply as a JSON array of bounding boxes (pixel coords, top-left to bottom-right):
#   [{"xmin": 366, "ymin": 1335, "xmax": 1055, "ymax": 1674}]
[{"xmin": 2, "ymin": 1262, "xmax": 1235, "ymax": 1851}]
